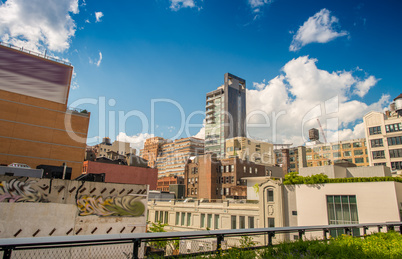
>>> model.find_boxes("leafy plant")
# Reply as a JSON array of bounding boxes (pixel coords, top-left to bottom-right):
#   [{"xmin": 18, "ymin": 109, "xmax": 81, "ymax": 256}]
[
  {"xmin": 283, "ymin": 172, "xmax": 402, "ymax": 185},
  {"xmin": 147, "ymin": 221, "xmax": 168, "ymax": 250}
]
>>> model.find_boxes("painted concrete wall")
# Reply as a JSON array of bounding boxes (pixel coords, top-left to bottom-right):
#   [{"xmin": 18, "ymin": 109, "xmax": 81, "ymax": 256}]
[{"xmin": 0, "ymin": 175, "xmax": 148, "ymax": 238}]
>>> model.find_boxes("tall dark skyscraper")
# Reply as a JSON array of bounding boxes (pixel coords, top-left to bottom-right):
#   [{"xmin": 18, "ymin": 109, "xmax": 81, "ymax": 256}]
[{"xmin": 204, "ymin": 73, "xmax": 246, "ymax": 156}]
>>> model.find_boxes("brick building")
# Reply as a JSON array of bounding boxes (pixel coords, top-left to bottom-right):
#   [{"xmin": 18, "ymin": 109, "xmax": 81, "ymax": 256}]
[
  {"xmin": 0, "ymin": 43, "xmax": 90, "ymax": 179},
  {"xmin": 156, "ymin": 176, "xmax": 184, "ymax": 192},
  {"xmin": 81, "ymin": 160, "xmax": 158, "ymax": 190},
  {"xmin": 184, "ymin": 154, "xmax": 282, "ymax": 200}
]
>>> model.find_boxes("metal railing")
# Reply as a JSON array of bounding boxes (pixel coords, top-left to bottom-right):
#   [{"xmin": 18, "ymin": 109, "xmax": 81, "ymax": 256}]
[
  {"xmin": 0, "ymin": 222, "xmax": 401, "ymax": 259},
  {"xmin": 0, "ymin": 41, "xmax": 71, "ymax": 66}
]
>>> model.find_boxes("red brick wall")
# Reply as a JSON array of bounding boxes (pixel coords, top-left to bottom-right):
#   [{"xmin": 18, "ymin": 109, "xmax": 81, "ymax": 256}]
[{"xmin": 84, "ymin": 161, "xmax": 158, "ymax": 190}]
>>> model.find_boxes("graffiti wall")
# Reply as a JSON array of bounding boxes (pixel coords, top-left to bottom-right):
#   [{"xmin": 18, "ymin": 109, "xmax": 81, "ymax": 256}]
[
  {"xmin": 77, "ymin": 195, "xmax": 146, "ymax": 217},
  {"xmin": 0, "ymin": 178, "xmax": 45, "ymax": 203},
  {"xmin": 0, "ymin": 175, "xmax": 148, "ymax": 238}
]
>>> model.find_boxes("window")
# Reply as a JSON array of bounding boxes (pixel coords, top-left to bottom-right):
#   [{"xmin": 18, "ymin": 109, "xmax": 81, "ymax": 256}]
[
  {"xmin": 231, "ymin": 165, "xmax": 234, "ymax": 172},
  {"xmin": 371, "ymin": 139, "xmax": 383, "ymax": 148},
  {"xmin": 372, "ymin": 150, "xmax": 385, "ymax": 159},
  {"xmin": 342, "ymin": 143, "xmax": 351, "ymax": 149},
  {"xmin": 385, "ymin": 123, "xmax": 402, "ymax": 133},
  {"xmin": 248, "ymin": 216, "xmax": 254, "ymax": 228},
  {"xmin": 353, "ymin": 142, "xmax": 362, "ymax": 148},
  {"xmin": 392, "ymin": 161, "xmax": 402, "ymax": 170},
  {"xmin": 255, "ymin": 168, "xmax": 258, "ymax": 174},
  {"xmin": 332, "ymin": 145, "xmax": 340, "ymax": 150},
  {"xmin": 323, "ymin": 153, "xmax": 331, "ymax": 158},
  {"xmin": 323, "ymin": 146, "xmax": 331, "ymax": 151},
  {"xmin": 187, "ymin": 213, "xmax": 191, "ymax": 226},
  {"xmin": 333, "ymin": 152, "xmax": 341, "ymax": 158},
  {"xmin": 388, "ymin": 136, "xmax": 402, "ymax": 146},
  {"xmin": 231, "ymin": 216, "xmax": 236, "ymax": 229},
  {"xmin": 374, "ymin": 162, "xmax": 386, "ymax": 166},
  {"xmin": 268, "ymin": 218, "xmax": 275, "ymax": 228},
  {"xmin": 155, "ymin": 211, "xmax": 159, "ymax": 222},
  {"xmin": 267, "ymin": 189, "xmax": 274, "ymax": 202},
  {"xmin": 201, "ymin": 214, "xmax": 205, "ymax": 228},
  {"xmin": 327, "ymin": 195, "xmax": 359, "ymax": 237},
  {"xmin": 165, "ymin": 211, "xmax": 168, "ymax": 224},
  {"xmin": 181, "ymin": 212, "xmax": 185, "ymax": 226},
  {"xmin": 390, "ymin": 149, "xmax": 402, "ymax": 158},
  {"xmin": 195, "ymin": 188, "xmax": 197, "ymax": 194},
  {"xmin": 354, "ymin": 150, "xmax": 364, "ymax": 156},
  {"xmin": 306, "ymin": 155, "xmax": 312, "ymax": 160},
  {"xmin": 343, "ymin": 151, "xmax": 351, "ymax": 157},
  {"xmin": 207, "ymin": 214, "xmax": 212, "ymax": 228},
  {"xmin": 243, "ymin": 166, "xmax": 246, "ymax": 173},
  {"xmin": 239, "ymin": 216, "xmax": 245, "ymax": 229},
  {"xmin": 290, "ymin": 157, "xmax": 295, "ymax": 162},
  {"xmin": 231, "ymin": 176, "xmax": 234, "ymax": 183},
  {"xmin": 355, "ymin": 157, "xmax": 364, "ymax": 164},
  {"xmin": 369, "ymin": 126, "xmax": 381, "ymax": 135},
  {"xmin": 176, "ymin": 212, "xmax": 180, "ymax": 225},
  {"xmin": 313, "ymin": 147, "xmax": 321, "ymax": 152},
  {"xmin": 214, "ymin": 214, "xmax": 219, "ymax": 229}
]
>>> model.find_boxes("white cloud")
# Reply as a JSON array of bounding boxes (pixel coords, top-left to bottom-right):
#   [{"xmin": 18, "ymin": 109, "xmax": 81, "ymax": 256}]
[
  {"xmin": 96, "ymin": 51, "xmax": 102, "ymax": 67},
  {"xmin": 290, "ymin": 8, "xmax": 348, "ymax": 51},
  {"xmin": 246, "ymin": 56, "xmax": 389, "ymax": 146},
  {"xmin": 193, "ymin": 119, "xmax": 205, "ymax": 139},
  {"xmin": 95, "ymin": 11, "xmax": 103, "ymax": 23},
  {"xmin": 248, "ymin": 0, "xmax": 272, "ymax": 11},
  {"xmin": 353, "ymin": 75, "xmax": 378, "ymax": 98},
  {"xmin": 89, "ymin": 51, "xmax": 103, "ymax": 67},
  {"xmin": 0, "ymin": 0, "xmax": 79, "ymax": 52},
  {"xmin": 116, "ymin": 132, "xmax": 155, "ymax": 153},
  {"xmin": 169, "ymin": 0, "xmax": 200, "ymax": 11}
]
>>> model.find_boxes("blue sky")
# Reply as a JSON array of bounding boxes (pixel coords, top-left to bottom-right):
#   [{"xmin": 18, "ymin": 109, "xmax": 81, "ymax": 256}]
[{"xmin": 0, "ymin": 0, "xmax": 401, "ymax": 150}]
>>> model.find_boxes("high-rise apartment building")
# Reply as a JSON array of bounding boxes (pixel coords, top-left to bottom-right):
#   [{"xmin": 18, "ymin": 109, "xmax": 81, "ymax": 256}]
[
  {"xmin": 225, "ymin": 137, "xmax": 275, "ymax": 166},
  {"xmin": 364, "ymin": 94, "xmax": 402, "ymax": 175},
  {"xmin": 205, "ymin": 73, "xmax": 246, "ymax": 156},
  {"xmin": 156, "ymin": 137, "xmax": 204, "ymax": 178},
  {"xmin": 0, "ymin": 43, "xmax": 90, "ymax": 179},
  {"xmin": 140, "ymin": 137, "xmax": 171, "ymax": 168}
]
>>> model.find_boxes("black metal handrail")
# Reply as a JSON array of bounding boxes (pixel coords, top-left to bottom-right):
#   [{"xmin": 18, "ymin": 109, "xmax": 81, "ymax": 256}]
[{"xmin": 0, "ymin": 222, "xmax": 401, "ymax": 259}]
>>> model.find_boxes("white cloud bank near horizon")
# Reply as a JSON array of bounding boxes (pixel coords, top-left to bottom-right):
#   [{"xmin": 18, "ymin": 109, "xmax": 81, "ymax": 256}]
[
  {"xmin": 0, "ymin": 0, "xmax": 79, "ymax": 53},
  {"xmin": 290, "ymin": 8, "xmax": 349, "ymax": 51},
  {"xmin": 246, "ymin": 56, "xmax": 387, "ymax": 146},
  {"xmin": 116, "ymin": 132, "xmax": 155, "ymax": 153}
]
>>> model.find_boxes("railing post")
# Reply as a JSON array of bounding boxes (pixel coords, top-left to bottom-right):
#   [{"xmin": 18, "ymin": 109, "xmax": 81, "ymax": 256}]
[
  {"xmin": 387, "ymin": 225, "xmax": 394, "ymax": 232},
  {"xmin": 2, "ymin": 246, "xmax": 13, "ymax": 259},
  {"xmin": 216, "ymin": 234, "xmax": 224, "ymax": 253},
  {"xmin": 268, "ymin": 232, "xmax": 275, "ymax": 246},
  {"xmin": 132, "ymin": 238, "xmax": 140, "ymax": 259},
  {"xmin": 298, "ymin": 230, "xmax": 305, "ymax": 240},
  {"xmin": 344, "ymin": 228, "xmax": 350, "ymax": 236},
  {"xmin": 363, "ymin": 226, "xmax": 368, "ymax": 238},
  {"xmin": 323, "ymin": 229, "xmax": 328, "ymax": 240},
  {"xmin": 400, "ymin": 224, "xmax": 402, "ymax": 235},
  {"xmin": 378, "ymin": 226, "xmax": 382, "ymax": 233}
]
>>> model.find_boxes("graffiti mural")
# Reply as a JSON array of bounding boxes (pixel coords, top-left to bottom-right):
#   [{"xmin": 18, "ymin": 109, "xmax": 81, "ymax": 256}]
[
  {"xmin": 77, "ymin": 195, "xmax": 146, "ymax": 217},
  {"xmin": 0, "ymin": 179, "xmax": 43, "ymax": 203}
]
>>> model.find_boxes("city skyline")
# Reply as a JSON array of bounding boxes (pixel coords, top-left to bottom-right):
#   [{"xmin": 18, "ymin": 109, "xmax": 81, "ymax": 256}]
[{"xmin": 0, "ymin": 0, "xmax": 401, "ymax": 151}]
